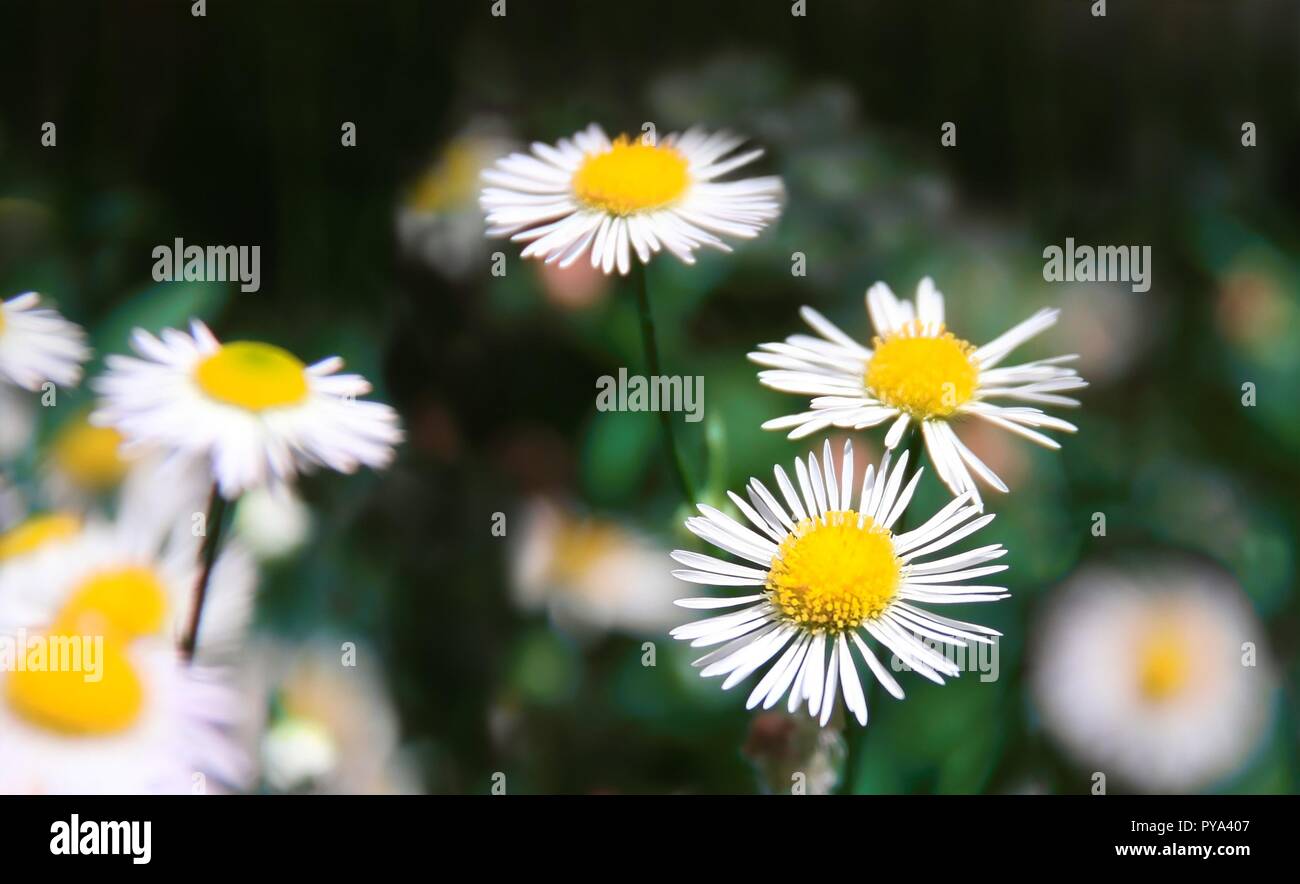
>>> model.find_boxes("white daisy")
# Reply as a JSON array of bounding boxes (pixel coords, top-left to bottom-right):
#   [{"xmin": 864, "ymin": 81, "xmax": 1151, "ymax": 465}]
[
  {"xmin": 511, "ymin": 497, "xmax": 681, "ymax": 638},
  {"xmin": 92, "ymin": 320, "xmax": 403, "ymax": 498},
  {"xmin": 1032, "ymin": 559, "xmax": 1275, "ymax": 793},
  {"xmin": 398, "ymin": 122, "xmax": 515, "ymax": 280},
  {"xmin": 480, "ymin": 123, "xmax": 783, "ymax": 275},
  {"xmin": 0, "ymin": 518, "xmax": 255, "ymax": 662},
  {"xmin": 750, "ymin": 278, "xmax": 1087, "ymax": 506},
  {"xmin": 238, "ymin": 640, "xmax": 421, "ymax": 794},
  {"xmin": 0, "ymin": 637, "xmax": 246, "ymax": 794},
  {"xmin": 0, "ymin": 511, "xmax": 84, "ymax": 565},
  {"xmin": 0, "ymin": 291, "xmax": 90, "ymax": 391},
  {"xmin": 669, "ymin": 440, "xmax": 1008, "ymax": 727}
]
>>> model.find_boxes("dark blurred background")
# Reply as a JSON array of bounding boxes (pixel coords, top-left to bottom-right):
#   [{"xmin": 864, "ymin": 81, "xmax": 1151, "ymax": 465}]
[{"xmin": 1, "ymin": 0, "xmax": 1296, "ymax": 793}]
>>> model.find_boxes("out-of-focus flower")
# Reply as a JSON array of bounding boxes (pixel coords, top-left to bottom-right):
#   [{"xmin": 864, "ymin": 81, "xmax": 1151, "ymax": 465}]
[
  {"xmin": 670, "ymin": 440, "xmax": 1007, "ymax": 727},
  {"xmin": 751, "ymin": 278, "xmax": 1086, "ymax": 507},
  {"xmin": 0, "ymin": 637, "xmax": 246, "ymax": 794},
  {"xmin": 397, "ymin": 122, "xmax": 514, "ymax": 280},
  {"xmin": 92, "ymin": 321, "xmax": 403, "ymax": 498},
  {"xmin": 0, "ymin": 512, "xmax": 82, "ymax": 564},
  {"xmin": 40, "ymin": 415, "xmax": 135, "ymax": 508},
  {"xmin": 511, "ymin": 497, "xmax": 679, "ymax": 637},
  {"xmin": 1032, "ymin": 559, "xmax": 1275, "ymax": 793},
  {"xmin": 233, "ymin": 487, "xmax": 313, "ymax": 562},
  {"xmin": 481, "ymin": 123, "xmax": 783, "ymax": 275},
  {"xmin": 1214, "ymin": 264, "xmax": 1299, "ymax": 371},
  {"xmin": 0, "ymin": 292, "xmax": 90, "ymax": 391},
  {"xmin": 242, "ymin": 641, "xmax": 421, "ymax": 794},
  {"xmin": 0, "ymin": 519, "xmax": 254, "ymax": 662}
]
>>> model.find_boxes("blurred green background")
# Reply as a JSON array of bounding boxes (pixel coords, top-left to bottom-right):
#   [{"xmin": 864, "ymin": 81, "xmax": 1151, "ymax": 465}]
[{"xmin": 0, "ymin": 0, "xmax": 1296, "ymax": 793}]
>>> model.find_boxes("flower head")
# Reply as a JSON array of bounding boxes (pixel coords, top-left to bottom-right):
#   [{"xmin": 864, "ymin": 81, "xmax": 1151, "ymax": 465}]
[
  {"xmin": 0, "ymin": 517, "xmax": 254, "ymax": 661},
  {"xmin": 751, "ymin": 278, "xmax": 1086, "ymax": 506},
  {"xmin": 670, "ymin": 440, "xmax": 1007, "ymax": 727},
  {"xmin": 1032, "ymin": 559, "xmax": 1275, "ymax": 792},
  {"xmin": 92, "ymin": 321, "xmax": 403, "ymax": 498},
  {"xmin": 481, "ymin": 123, "xmax": 783, "ymax": 275},
  {"xmin": 0, "ymin": 292, "xmax": 90, "ymax": 391},
  {"xmin": 0, "ymin": 636, "xmax": 246, "ymax": 794}
]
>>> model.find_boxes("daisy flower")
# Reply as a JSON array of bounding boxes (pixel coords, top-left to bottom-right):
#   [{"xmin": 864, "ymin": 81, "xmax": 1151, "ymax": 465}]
[
  {"xmin": 0, "ymin": 518, "xmax": 255, "ymax": 662},
  {"xmin": 669, "ymin": 440, "xmax": 1008, "ymax": 727},
  {"xmin": 0, "ymin": 511, "xmax": 83, "ymax": 565},
  {"xmin": 1032, "ymin": 559, "xmax": 1275, "ymax": 793},
  {"xmin": 0, "ymin": 635, "xmax": 246, "ymax": 794},
  {"xmin": 92, "ymin": 321, "xmax": 403, "ymax": 498},
  {"xmin": 512, "ymin": 497, "xmax": 680, "ymax": 638},
  {"xmin": 480, "ymin": 123, "xmax": 783, "ymax": 275},
  {"xmin": 398, "ymin": 120, "xmax": 514, "ymax": 280},
  {"xmin": 0, "ymin": 292, "xmax": 90, "ymax": 391},
  {"xmin": 750, "ymin": 278, "xmax": 1086, "ymax": 506},
  {"xmin": 238, "ymin": 640, "xmax": 421, "ymax": 794}
]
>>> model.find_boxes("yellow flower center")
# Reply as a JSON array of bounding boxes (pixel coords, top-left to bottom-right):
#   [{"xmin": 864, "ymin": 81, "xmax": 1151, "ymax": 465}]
[
  {"xmin": 50, "ymin": 421, "xmax": 130, "ymax": 491},
  {"xmin": 409, "ymin": 141, "xmax": 482, "ymax": 212},
  {"xmin": 551, "ymin": 520, "xmax": 622, "ymax": 584},
  {"xmin": 766, "ymin": 510, "xmax": 901, "ymax": 631},
  {"xmin": 1137, "ymin": 628, "xmax": 1190, "ymax": 702},
  {"xmin": 6, "ymin": 635, "xmax": 144, "ymax": 735},
  {"xmin": 194, "ymin": 341, "xmax": 310, "ymax": 412},
  {"xmin": 0, "ymin": 513, "xmax": 81, "ymax": 561},
  {"xmin": 865, "ymin": 323, "xmax": 979, "ymax": 419},
  {"xmin": 572, "ymin": 135, "xmax": 690, "ymax": 215},
  {"xmin": 59, "ymin": 566, "xmax": 169, "ymax": 640}
]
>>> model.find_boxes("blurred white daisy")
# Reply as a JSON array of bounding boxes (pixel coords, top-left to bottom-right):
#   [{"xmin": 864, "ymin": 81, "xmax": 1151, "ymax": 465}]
[
  {"xmin": 398, "ymin": 121, "xmax": 514, "ymax": 280},
  {"xmin": 43, "ymin": 416, "xmax": 133, "ymax": 496},
  {"xmin": 670, "ymin": 440, "xmax": 1007, "ymax": 727},
  {"xmin": 92, "ymin": 321, "xmax": 403, "ymax": 498},
  {"xmin": 238, "ymin": 640, "xmax": 422, "ymax": 794},
  {"xmin": 0, "ymin": 636, "xmax": 246, "ymax": 794},
  {"xmin": 511, "ymin": 497, "xmax": 680, "ymax": 638},
  {"xmin": 480, "ymin": 123, "xmax": 783, "ymax": 275},
  {"xmin": 0, "ymin": 519, "xmax": 254, "ymax": 662},
  {"xmin": 0, "ymin": 292, "xmax": 90, "ymax": 391},
  {"xmin": 751, "ymin": 278, "xmax": 1086, "ymax": 506},
  {"xmin": 0, "ymin": 511, "xmax": 82, "ymax": 565},
  {"xmin": 1032, "ymin": 559, "xmax": 1275, "ymax": 793}
]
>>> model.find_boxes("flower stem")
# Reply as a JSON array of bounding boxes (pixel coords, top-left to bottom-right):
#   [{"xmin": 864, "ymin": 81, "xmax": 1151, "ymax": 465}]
[
  {"xmin": 631, "ymin": 262, "xmax": 696, "ymax": 502},
  {"xmin": 891, "ymin": 423, "xmax": 926, "ymax": 535},
  {"xmin": 179, "ymin": 483, "xmax": 230, "ymax": 663}
]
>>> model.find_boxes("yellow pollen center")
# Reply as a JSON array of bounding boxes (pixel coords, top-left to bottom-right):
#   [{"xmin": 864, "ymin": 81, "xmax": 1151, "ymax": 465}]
[
  {"xmin": 1137, "ymin": 628, "xmax": 1190, "ymax": 702},
  {"xmin": 865, "ymin": 323, "xmax": 979, "ymax": 418},
  {"xmin": 572, "ymin": 135, "xmax": 690, "ymax": 215},
  {"xmin": 59, "ymin": 566, "xmax": 169, "ymax": 640},
  {"xmin": 6, "ymin": 636, "xmax": 144, "ymax": 735},
  {"xmin": 0, "ymin": 513, "xmax": 81, "ymax": 561},
  {"xmin": 409, "ymin": 141, "xmax": 481, "ymax": 212},
  {"xmin": 51, "ymin": 421, "xmax": 130, "ymax": 491},
  {"xmin": 195, "ymin": 341, "xmax": 310, "ymax": 412},
  {"xmin": 551, "ymin": 521, "xmax": 622, "ymax": 585},
  {"xmin": 766, "ymin": 510, "xmax": 901, "ymax": 631}
]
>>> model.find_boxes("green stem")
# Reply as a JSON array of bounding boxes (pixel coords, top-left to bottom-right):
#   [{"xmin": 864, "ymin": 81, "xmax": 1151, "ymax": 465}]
[
  {"xmin": 891, "ymin": 424, "xmax": 926, "ymax": 535},
  {"xmin": 179, "ymin": 483, "xmax": 231, "ymax": 662},
  {"xmin": 838, "ymin": 423, "xmax": 927, "ymax": 794},
  {"xmin": 631, "ymin": 262, "xmax": 695, "ymax": 502}
]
